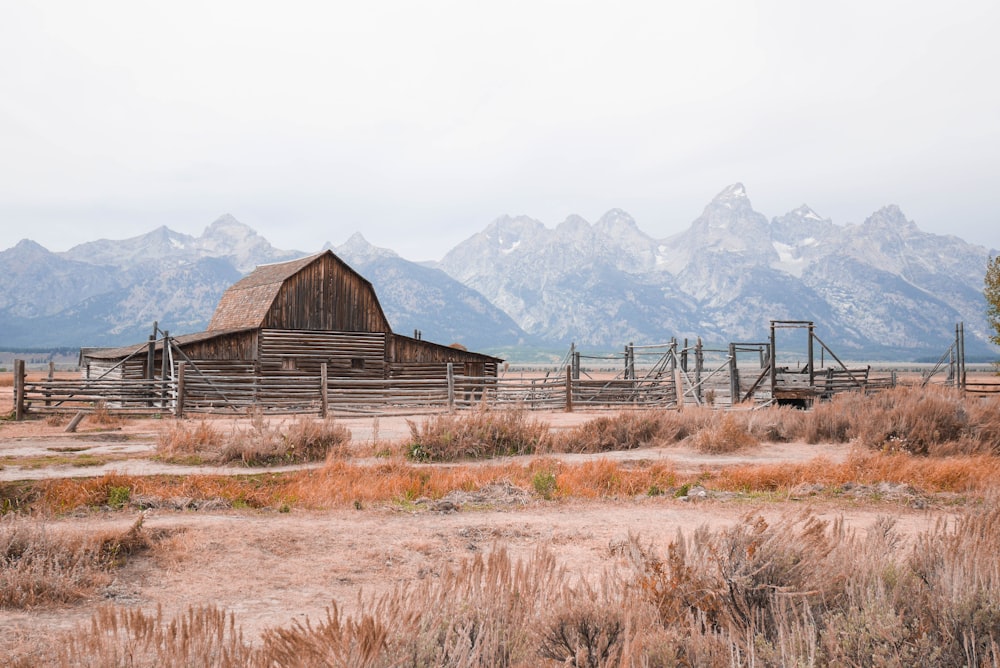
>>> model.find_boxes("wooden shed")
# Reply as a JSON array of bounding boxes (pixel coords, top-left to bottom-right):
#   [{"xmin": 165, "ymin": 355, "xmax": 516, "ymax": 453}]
[{"xmin": 81, "ymin": 251, "xmax": 501, "ymax": 403}]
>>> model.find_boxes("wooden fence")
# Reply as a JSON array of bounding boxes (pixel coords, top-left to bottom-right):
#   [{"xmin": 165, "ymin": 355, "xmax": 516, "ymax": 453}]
[{"xmin": 13, "ymin": 362, "xmax": 681, "ymax": 419}]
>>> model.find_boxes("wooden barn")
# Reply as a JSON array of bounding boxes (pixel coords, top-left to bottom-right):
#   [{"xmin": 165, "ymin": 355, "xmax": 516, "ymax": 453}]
[{"xmin": 80, "ymin": 251, "xmax": 501, "ymax": 410}]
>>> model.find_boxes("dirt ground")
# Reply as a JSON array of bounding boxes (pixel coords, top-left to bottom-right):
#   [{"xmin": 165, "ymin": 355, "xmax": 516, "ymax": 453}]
[{"xmin": 0, "ymin": 386, "xmax": 964, "ymax": 654}]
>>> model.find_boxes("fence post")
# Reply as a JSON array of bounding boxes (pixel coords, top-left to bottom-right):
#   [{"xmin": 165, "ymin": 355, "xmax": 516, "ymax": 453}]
[
  {"xmin": 160, "ymin": 330, "xmax": 169, "ymax": 408},
  {"xmin": 320, "ymin": 362, "xmax": 328, "ymax": 418},
  {"xmin": 447, "ymin": 363, "xmax": 455, "ymax": 413},
  {"xmin": 175, "ymin": 362, "xmax": 186, "ymax": 418},
  {"xmin": 695, "ymin": 338, "xmax": 703, "ymax": 403},
  {"xmin": 44, "ymin": 360, "xmax": 54, "ymax": 407},
  {"xmin": 14, "ymin": 359, "xmax": 25, "ymax": 421},
  {"xmin": 565, "ymin": 364, "xmax": 573, "ymax": 412},
  {"xmin": 959, "ymin": 321, "xmax": 966, "ymax": 392},
  {"xmin": 728, "ymin": 342, "xmax": 739, "ymax": 405},
  {"xmin": 674, "ymin": 364, "xmax": 684, "ymax": 411}
]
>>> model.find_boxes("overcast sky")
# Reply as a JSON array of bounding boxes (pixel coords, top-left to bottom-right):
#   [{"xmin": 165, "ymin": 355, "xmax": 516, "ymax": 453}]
[{"xmin": 1, "ymin": 1, "xmax": 998, "ymax": 261}]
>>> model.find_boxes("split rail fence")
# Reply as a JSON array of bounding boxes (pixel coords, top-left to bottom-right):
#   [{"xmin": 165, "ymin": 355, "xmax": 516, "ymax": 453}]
[{"xmin": 11, "ymin": 361, "xmax": 681, "ymax": 419}]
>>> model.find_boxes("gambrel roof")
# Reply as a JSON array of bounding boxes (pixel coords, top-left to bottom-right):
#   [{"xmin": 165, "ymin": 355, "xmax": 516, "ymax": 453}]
[{"xmin": 207, "ymin": 250, "xmax": 391, "ymax": 333}]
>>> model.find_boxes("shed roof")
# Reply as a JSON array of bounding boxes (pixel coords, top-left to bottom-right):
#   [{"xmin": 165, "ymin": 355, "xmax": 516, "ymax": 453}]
[{"xmin": 82, "ymin": 327, "xmax": 256, "ymax": 360}]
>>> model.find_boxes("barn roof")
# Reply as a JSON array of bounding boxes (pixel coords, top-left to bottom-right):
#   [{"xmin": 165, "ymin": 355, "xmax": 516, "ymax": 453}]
[
  {"xmin": 81, "ymin": 327, "xmax": 256, "ymax": 360},
  {"xmin": 207, "ymin": 253, "xmax": 322, "ymax": 331}
]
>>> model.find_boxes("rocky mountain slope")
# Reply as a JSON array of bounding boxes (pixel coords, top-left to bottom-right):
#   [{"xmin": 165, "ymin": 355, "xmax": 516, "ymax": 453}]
[
  {"xmin": 0, "ymin": 217, "xmax": 527, "ymax": 349},
  {"xmin": 1, "ymin": 187, "xmax": 995, "ymax": 359},
  {"xmin": 437, "ymin": 184, "xmax": 996, "ymax": 358}
]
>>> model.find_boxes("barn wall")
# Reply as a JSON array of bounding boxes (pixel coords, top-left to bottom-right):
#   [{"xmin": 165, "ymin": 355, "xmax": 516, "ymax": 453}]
[
  {"xmin": 388, "ymin": 335, "xmax": 499, "ymax": 378},
  {"xmin": 259, "ymin": 329, "xmax": 387, "ymax": 378},
  {"xmin": 262, "ymin": 255, "xmax": 391, "ymax": 333},
  {"xmin": 388, "ymin": 361, "xmax": 498, "ymax": 379},
  {"xmin": 180, "ymin": 331, "xmax": 258, "ymax": 361},
  {"xmin": 82, "ymin": 358, "xmax": 146, "ymax": 380}
]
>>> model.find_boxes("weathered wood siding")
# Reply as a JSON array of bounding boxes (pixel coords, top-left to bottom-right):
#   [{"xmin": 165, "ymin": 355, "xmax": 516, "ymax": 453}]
[
  {"xmin": 388, "ymin": 335, "xmax": 500, "ymax": 377},
  {"xmin": 82, "ymin": 358, "xmax": 146, "ymax": 380},
  {"xmin": 262, "ymin": 254, "xmax": 391, "ymax": 333},
  {"xmin": 259, "ymin": 329, "xmax": 386, "ymax": 378},
  {"xmin": 179, "ymin": 330, "xmax": 258, "ymax": 361}
]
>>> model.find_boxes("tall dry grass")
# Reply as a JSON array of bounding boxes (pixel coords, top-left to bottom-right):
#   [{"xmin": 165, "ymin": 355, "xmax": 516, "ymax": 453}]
[
  {"xmin": 34, "ymin": 499, "xmax": 1000, "ymax": 667},
  {"xmin": 406, "ymin": 407, "xmax": 550, "ymax": 461},
  {"xmin": 45, "ymin": 604, "xmax": 253, "ymax": 668},
  {"xmin": 156, "ymin": 415, "xmax": 351, "ymax": 466},
  {"xmin": 0, "ymin": 514, "xmax": 149, "ymax": 608}
]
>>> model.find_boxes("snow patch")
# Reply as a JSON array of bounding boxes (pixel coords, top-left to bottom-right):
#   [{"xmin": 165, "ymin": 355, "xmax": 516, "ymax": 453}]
[
  {"xmin": 772, "ymin": 241, "xmax": 807, "ymax": 277},
  {"xmin": 501, "ymin": 240, "xmax": 521, "ymax": 255}
]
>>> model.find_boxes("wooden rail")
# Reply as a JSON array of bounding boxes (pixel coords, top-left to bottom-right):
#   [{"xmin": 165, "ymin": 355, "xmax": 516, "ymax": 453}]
[
  {"xmin": 15, "ymin": 364, "xmax": 683, "ymax": 418},
  {"xmin": 966, "ymin": 381, "xmax": 1000, "ymax": 396}
]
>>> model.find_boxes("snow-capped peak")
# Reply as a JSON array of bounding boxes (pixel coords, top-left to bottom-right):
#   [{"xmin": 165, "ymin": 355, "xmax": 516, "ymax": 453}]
[{"xmin": 716, "ymin": 183, "xmax": 747, "ymax": 200}]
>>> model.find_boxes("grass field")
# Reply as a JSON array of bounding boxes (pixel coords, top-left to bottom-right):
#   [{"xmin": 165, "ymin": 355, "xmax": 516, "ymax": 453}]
[{"xmin": 2, "ymin": 384, "xmax": 1000, "ymax": 665}]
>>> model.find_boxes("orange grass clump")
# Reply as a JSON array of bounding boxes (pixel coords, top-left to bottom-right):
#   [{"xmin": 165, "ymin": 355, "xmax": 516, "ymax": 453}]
[{"xmin": 31, "ymin": 450, "xmax": 1000, "ymax": 515}]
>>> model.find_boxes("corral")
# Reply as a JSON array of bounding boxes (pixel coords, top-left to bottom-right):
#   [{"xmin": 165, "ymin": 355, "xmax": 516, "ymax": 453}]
[{"xmin": 13, "ymin": 316, "xmax": 986, "ymax": 418}]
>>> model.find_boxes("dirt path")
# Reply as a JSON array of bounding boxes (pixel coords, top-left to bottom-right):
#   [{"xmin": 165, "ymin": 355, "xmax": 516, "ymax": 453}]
[{"xmin": 0, "ymin": 411, "xmax": 853, "ymax": 480}]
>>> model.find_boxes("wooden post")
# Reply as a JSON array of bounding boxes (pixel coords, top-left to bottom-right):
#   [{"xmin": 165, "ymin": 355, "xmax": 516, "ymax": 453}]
[
  {"xmin": 146, "ymin": 325, "xmax": 156, "ymax": 408},
  {"xmin": 959, "ymin": 322, "xmax": 967, "ymax": 392},
  {"xmin": 14, "ymin": 359, "xmax": 25, "ymax": 421},
  {"xmin": 446, "ymin": 363, "xmax": 455, "ymax": 413},
  {"xmin": 769, "ymin": 321, "xmax": 777, "ymax": 399},
  {"xmin": 146, "ymin": 333, "xmax": 156, "ymax": 379},
  {"xmin": 44, "ymin": 360, "xmax": 54, "ymax": 407},
  {"xmin": 160, "ymin": 330, "xmax": 169, "ymax": 408},
  {"xmin": 728, "ymin": 342, "xmax": 739, "ymax": 405},
  {"xmin": 806, "ymin": 322, "xmax": 816, "ymax": 386},
  {"xmin": 65, "ymin": 411, "xmax": 87, "ymax": 433},
  {"xmin": 565, "ymin": 364, "xmax": 573, "ymax": 412},
  {"xmin": 320, "ymin": 362, "xmax": 328, "ymax": 418},
  {"xmin": 674, "ymin": 364, "xmax": 684, "ymax": 411},
  {"xmin": 175, "ymin": 362, "xmax": 186, "ymax": 418},
  {"xmin": 695, "ymin": 338, "xmax": 703, "ymax": 403}
]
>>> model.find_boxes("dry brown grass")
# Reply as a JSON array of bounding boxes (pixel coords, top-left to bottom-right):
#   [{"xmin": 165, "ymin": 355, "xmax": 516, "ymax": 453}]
[
  {"xmin": 406, "ymin": 407, "xmax": 551, "ymax": 461},
  {"xmin": 30, "ymin": 446, "xmax": 1000, "ymax": 516},
  {"xmin": 32, "ymin": 499, "xmax": 1000, "ymax": 667},
  {"xmin": 89, "ymin": 401, "xmax": 125, "ymax": 428},
  {"xmin": 156, "ymin": 420, "xmax": 225, "ymax": 464},
  {"xmin": 689, "ymin": 413, "xmax": 760, "ymax": 453},
  {"xmin": 43, "ymin": 604, "xmax": 253, "ymax": 668},
  {"xmin": 0, "ymin": 514, "xmax": 149, "ymax": 609},
  {"xmin": 553, "ymin": 411, "xmax": 672, "ymax": 453},
  {"xmin": 156, "ymin": 415, "xmax": 351, "ymax": 466}
]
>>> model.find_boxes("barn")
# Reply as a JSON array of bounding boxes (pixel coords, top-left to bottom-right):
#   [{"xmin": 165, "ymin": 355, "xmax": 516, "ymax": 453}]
[{"xmin": 80, "ymin": 250, "xmax": 501, "ymax": 409}]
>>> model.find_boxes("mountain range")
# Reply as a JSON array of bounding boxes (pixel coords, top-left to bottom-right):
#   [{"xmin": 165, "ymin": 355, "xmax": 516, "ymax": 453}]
[{"xmin": 1, "ymin": 184, "xmax": 996, "ymax": 360}]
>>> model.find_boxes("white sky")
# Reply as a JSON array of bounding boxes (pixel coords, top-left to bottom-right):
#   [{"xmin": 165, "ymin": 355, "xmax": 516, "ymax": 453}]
[{"xmin": 1, "ymin": 0, "xmax": 998, "ymax": 261}]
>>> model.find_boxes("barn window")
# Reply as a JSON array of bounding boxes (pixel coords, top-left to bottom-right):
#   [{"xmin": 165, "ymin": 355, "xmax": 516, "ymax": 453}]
[
  {"xmin": 281, "ymin": 357, "xmax": 297, "ymax": 371},
  {"xmin": 351, "ymin": 358, "xmax": 365, "ymax": 370}
]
